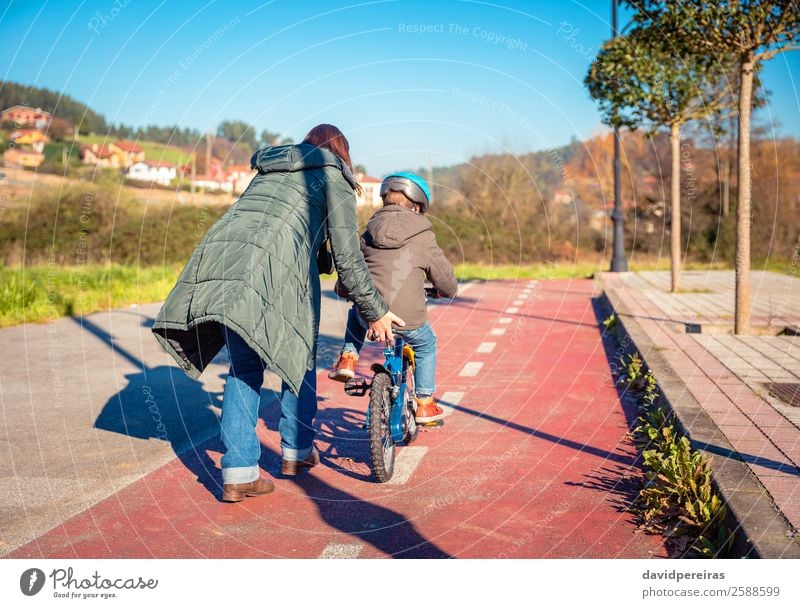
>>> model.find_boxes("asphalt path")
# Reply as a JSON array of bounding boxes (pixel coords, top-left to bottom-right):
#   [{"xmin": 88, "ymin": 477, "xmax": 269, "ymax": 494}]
[{"xmin": 3, "ymin": 279, "xmax": 666, "ymax": 558}]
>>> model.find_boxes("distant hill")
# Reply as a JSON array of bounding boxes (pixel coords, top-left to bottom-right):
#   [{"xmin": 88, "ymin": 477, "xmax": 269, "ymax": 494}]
[
  {"xmin": 0, "ymin": 81, "xmax": 258, "ymax": 165},
  {"xmin": 0, "ymin": 80, "xmax": 108, "ymax": 134}
]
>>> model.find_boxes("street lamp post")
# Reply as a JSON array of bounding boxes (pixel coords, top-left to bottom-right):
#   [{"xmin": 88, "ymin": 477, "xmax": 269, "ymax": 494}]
[{"xmin": 610, "ymin": 0, "xmax": 628, "ymax": 272}]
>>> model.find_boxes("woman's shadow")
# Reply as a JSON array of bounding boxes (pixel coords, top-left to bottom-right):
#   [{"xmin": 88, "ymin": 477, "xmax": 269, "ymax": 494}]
[{"xmin": 93, "ymin": 318, "xmax": 448, "ymax": 557}]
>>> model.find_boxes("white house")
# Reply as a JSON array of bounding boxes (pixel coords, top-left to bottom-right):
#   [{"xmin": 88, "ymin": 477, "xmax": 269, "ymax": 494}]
[
  {"xmin": 190, "ymin": 176, "xmax": 233, "ymax": 192},
  {"xmin": 225, "ymin": 164, "xmax": 256, "ymax": 194},
  {"xmin": 126, "ymin": 160, "xmax": 177, "ymax": 186},
  {"xmin": 356, "ymin": 174, "xmax": 382, "ymax": 208},
  {"xmin": 552, "ymin": 189, "xmax": 574, "ymax": 205}
]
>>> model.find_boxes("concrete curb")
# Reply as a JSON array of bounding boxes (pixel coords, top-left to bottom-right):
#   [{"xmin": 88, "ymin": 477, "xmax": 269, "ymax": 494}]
[{"xmin": 599, "ymin": 274, "xmax": 800, "ymax": 559}]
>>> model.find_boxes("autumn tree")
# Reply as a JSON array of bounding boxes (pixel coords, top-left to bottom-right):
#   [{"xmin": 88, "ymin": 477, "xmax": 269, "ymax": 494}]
[
  {"xmin": 586, "ymin": 15, "xmax": 735, "ymax": 292},
  {"xmin": 635, "ymin": 0, "xmax": 800, "ymax": 331}
]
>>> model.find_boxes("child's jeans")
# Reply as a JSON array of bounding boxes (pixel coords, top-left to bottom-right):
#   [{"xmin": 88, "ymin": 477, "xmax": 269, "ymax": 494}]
[{"xmin": 342, "ymin": 307, "xmax": 437, "ymax": 396}]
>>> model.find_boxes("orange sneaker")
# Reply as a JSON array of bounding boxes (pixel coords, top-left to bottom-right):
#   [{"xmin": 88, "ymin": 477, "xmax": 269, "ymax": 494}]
[
  {"xmin": 328, "ymin": 352, "xmax": 359, "ymax": 382},
  {"xmin": 415, "ymin": 396, "xmax": 445, "ymax": 423}
]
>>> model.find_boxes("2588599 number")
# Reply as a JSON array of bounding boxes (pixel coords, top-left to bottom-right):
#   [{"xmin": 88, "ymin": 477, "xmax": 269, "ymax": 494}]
[{"xmin": 730, "ymin": 586, "xmax": 780, "ymax": 597}]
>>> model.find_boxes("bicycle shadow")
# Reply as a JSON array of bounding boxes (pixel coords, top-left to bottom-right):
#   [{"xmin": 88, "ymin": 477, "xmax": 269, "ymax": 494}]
[
  {"xmin": 314, "ymin": 404, "xmax": 374, "ymax": 482},
  {"xmin": 153, "ymin": 380, "xmax": 449, "ymax": 557},
  {"xmin": 86, "ymin": 313, "xmax": 448, "ymax": 558}
]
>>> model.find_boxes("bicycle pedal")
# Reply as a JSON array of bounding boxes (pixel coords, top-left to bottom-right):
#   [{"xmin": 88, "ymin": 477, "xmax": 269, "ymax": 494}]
[{"xmin": 344, "ymin": 376, "xmax": 370, "ymax": 397}]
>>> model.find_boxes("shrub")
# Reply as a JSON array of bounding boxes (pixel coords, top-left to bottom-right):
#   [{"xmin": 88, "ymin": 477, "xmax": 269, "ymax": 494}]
[{"xmin": 0, "ymin": 180, "xmax": 229, "ymax": 267}]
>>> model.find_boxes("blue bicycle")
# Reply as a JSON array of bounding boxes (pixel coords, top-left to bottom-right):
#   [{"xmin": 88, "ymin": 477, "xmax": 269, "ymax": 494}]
[{"xmin": 345, "ymin": 338, "xmax": 422, "ymax": 482}]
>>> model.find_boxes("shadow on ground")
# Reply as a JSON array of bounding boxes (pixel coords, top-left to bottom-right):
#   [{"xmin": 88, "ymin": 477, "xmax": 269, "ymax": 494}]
[
  {"xmin": 590, "ymin": 296, "xmax": 800, "ymax": 477},
  {"xmin": 88, "ymin": 312, "xmax": 449, "ymax": 557}
]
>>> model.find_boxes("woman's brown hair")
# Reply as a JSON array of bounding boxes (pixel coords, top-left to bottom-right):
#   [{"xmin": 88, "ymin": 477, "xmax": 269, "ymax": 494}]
[
  {"xmin": 302, "ymin": 124, "xmax": 355, "ymax": 173},
  {"xmin": 302, "ymin": 124, "xmax": 363, "ymax": 194}
]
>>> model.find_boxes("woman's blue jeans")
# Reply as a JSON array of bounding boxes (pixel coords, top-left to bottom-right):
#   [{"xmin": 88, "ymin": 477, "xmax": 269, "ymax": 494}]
[
  {"xmin": 220, "ymin": 327, "xmax": 317, "ymax": 484},
  {"xmin": 342, "ymin": 307, "xmax": 437, "ymax": 396}
]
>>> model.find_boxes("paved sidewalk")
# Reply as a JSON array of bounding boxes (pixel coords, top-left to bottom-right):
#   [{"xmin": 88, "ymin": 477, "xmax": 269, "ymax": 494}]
[
  {"xmin": 4, "ymin": 279, "xmax": 666, "ymax": 558},
  {"xmin": 601, "ymin": 270, "xmax": 800, "ymax": 558},
  {"xmin": 628, "ymin": 270, "xmax": 799, "ymax": 329}
]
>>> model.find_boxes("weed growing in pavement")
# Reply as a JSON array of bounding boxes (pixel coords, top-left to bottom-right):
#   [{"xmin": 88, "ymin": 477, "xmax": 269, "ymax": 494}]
[
  {"xmin": 618, "ymin": 352, "xmax": 645, "ymax": 390},
  {"xmin": 619, "ymin": 358, "xmax": 734, "ymax": 558},
  {"xmin": 602, "ymin": 313, "xmax": 617, "ymax": 333}
]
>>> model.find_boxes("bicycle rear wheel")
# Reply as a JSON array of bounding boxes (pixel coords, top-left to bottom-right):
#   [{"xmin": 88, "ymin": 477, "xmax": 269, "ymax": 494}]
[{"xmin": 368, "ymin": 372, "xmax": 395, "ymax": 482}]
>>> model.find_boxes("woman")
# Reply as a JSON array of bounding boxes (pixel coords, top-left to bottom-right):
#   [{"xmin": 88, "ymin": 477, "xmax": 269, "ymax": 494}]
[{"xmin": 152, "ymin": 124, "xmax": 403, "ymax": 502}]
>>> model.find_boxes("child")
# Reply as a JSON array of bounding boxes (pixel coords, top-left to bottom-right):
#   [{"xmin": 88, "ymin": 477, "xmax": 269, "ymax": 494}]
[{"xmin": 329, "ymin": 172, "xmax": 458, "ymax": 423}]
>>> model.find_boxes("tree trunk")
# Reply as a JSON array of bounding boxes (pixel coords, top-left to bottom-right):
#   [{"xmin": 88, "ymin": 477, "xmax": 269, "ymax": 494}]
[
  {"xmin": 670, "ymin": 123, "xmax": 681, "ymax": 293},
  {"xmin": 735, "ymin": 57, "xmax": 754, "ymax": 335},
  {"xmin": 721, "ymin": 156, "xmax": 730, "ymax": 217}
]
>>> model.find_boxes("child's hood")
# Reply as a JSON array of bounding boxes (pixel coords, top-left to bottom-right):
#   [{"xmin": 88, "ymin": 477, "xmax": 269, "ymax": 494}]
[{"xmin": 364, "ymin": 205, "xmax": 432, "ymax": 249}]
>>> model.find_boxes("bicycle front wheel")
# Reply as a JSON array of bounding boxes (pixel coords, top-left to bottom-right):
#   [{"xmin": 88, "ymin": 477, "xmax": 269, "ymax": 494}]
[{"xmin": 368, "ymin": 372, "xmax": 395, "ymax": 482}]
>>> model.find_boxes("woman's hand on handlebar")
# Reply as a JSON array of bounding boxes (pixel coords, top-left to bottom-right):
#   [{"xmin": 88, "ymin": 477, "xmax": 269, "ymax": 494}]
[{"xmin": 368, "ymin": 311, "xmax": 405, "ymax": 346}]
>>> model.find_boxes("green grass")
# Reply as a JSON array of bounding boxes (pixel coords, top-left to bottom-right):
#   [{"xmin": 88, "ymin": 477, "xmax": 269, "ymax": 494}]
[
  {"xmin": 755, "ymin": 257, "xmax": 800, "ymax": 277},
  {"xmin": 455, "ymin": 262, "xmax": 601, "ymax": 280},
  {"xmin": 3, "ymin": 262, "xmax": 603, "ymax": 326},
  {"xmin": 136, "ymin": 141, "xmax": 192, "ymax": 167},
  {"xmin": 2, "ymin": 259, "xmax": 794, "ymax": 327},
  {"xmin": 78, "ymin": 135, "xmax": 192, "ymax": 167},
  {"xmin": 453, "ymin": 259, "xmax": 733, "ymax": 281},
  {"xmin": 0, "ymin": 264, "xmax": 183, "ymax": 327}
]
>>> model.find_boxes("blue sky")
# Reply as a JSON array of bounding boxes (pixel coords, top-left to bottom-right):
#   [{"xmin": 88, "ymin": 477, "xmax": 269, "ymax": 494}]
[{"xmin": 1, "ymin": 0, "xmax": 798, "ymax": 175}]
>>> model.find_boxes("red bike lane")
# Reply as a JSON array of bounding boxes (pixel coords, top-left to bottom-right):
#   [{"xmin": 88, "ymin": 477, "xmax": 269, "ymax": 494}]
[{"xmin": 12, "ymin": 279, "xmax": 667, "ymax": 558}]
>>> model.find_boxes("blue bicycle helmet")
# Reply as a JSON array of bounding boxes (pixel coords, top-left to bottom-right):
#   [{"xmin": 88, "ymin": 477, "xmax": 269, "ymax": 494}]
[{"xmin": 380, "ymin": 172, "xmax": 431, "ymax": 212}]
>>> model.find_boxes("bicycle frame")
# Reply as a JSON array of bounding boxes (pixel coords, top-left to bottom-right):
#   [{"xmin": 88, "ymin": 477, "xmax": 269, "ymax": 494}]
[{"xmin": 367, "ymin": 338, "xmax": 413, "ymax": 444}]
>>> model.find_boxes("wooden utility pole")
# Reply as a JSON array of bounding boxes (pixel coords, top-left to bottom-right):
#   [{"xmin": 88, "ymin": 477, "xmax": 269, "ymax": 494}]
[
  {"xmin": 190, "ymin": 153, "xmax": 196, "ymax": 195},
  {"xmin": 205, "ymin": 132, "xmax": 212, "ymax": 178},
  {"xmin": 427, "ymin": 152, "xmax": 434, "ymax": 205}
]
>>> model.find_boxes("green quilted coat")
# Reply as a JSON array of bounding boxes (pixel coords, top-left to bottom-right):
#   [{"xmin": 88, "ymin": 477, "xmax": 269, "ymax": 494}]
[{"xmin": 151, "ymin": 143, "xmax": 388, "ymax": 394}]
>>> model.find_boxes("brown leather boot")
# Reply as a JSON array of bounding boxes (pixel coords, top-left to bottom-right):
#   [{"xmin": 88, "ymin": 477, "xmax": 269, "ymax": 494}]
[
  {"xmin": 415, "ymin": 396, "xmax": 445, "ymax": 423},
  {"xmin": 328, "ymin": 352, "xmax": 358, "ymax": 382},
  {"xmin": 281, "ymin": 445, "xmax": 320, "ymax": 476},
  {"xmin": 221, "ymin": 477, "xmax": 275, "ymax": 502}
]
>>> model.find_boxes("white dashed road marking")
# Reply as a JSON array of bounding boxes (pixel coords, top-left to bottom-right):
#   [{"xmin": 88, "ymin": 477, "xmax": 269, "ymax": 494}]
[
  {"xmin": 320, "ymin": 543, "xmax": 363, "ymax": 558},
  {"xmin": 460, "ymin": 361, "xmax": 484, "ymax": 377},
  {"xmin": 374, "ymin": 282, "xmax": 518, "ymax": 490},
  {"xmin": 439, "ymin": 391, "xmax": 463, "ymax": 417},
  {"xmin": 386, "ymin": 447, "xmax": 428, "ymax": 485},
  {"xmin": 513, "ymin": 300, "xmax": 523, "ymax": 306}
]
